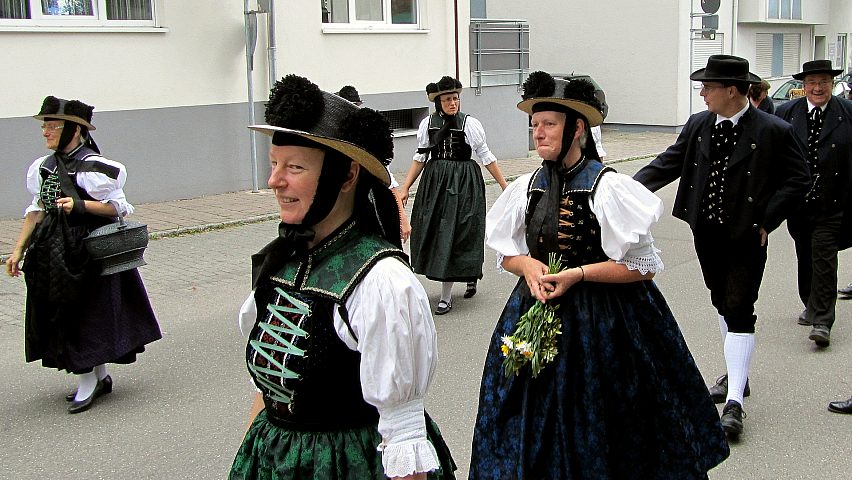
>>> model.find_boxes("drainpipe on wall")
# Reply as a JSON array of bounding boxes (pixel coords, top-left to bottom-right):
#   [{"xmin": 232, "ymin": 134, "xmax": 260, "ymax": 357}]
[
  {"xmin": 453, "ymin": 0, "xmax": 460, "ymax": 80},
  {"xmin": 265, "ymin": 0, "xmax": 277, "ymax": 85},
  {"xmin": 244, "ymin": 0, "xmax": 260, "ymax": 192},
  {"xmin": 731, "ymin": 0, "xmax": 738, "ymax": 54}
]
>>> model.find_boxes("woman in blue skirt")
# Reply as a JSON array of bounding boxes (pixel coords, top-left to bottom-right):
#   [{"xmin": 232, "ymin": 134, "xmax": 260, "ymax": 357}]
[{"xmin": 469, "ymin": 72, "xmax": 729, "ymax": 479}]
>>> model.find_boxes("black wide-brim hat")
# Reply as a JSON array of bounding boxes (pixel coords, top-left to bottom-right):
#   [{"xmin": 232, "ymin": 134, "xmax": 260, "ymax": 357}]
[
  {"xmin": 33, "ymin": 96, "xmax": 96, "ymax": 130},
  {"xmin": 517, "ymin": 71, "xmax": 604, "ymax": 127},
  {"xmin": 792, "ymin": 59, "xmax": 843, "ymax": 80},
  {"xmin": 426, "ymin": 76, "xmax": 463, "ymax": 102},
  {"xmin": 690, "ymin": 55, "xmax": 761, "ymax": 84},
  {"xmin": 250, "ymin": 75, "xmax": 392, "ymax": 186}
]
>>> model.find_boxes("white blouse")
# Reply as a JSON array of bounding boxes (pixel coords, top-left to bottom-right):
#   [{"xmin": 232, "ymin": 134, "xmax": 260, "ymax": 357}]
[
  {"xmin": 413, "ymin": 114, "xmax": 498, "ymax": 165},
  {"xmin": 238, "ymin": 256, "xmax": 440, "ymax": 477},
  {"xmin": 486, "ymin": 169, "xmax": 665, "ymax": 274},
  {"xmin": 23, "ymin": 154, "xmax": 134, "ymax": 217}
]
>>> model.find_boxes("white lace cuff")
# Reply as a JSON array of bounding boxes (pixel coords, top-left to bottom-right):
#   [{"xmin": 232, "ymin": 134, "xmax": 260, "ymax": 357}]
[
  {"xmin": 617, "ymin": 248, "xmax": 664, "ymax": 275},
  {"xmin": 377, "ymin": 399, "xmax": 440, "ymax": 477}
]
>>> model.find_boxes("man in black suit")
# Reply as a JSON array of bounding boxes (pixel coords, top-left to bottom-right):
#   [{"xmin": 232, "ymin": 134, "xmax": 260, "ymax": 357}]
[
  {"xmin": 634, "ymin": 55, "xmax": 809, "ymax": 438},
  {"xmin": 775, "ymin": 60, "xmax": 852, "ymax": 348}
]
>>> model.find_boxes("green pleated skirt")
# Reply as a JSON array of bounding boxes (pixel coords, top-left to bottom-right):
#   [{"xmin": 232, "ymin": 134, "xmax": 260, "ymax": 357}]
[
  {"xmin": 230, "ymin": 410, "xmax": 457, "ymax": 480},
  {"xmin": 410, "ymin": 158, "xmax": 486, "ymax": 282}
]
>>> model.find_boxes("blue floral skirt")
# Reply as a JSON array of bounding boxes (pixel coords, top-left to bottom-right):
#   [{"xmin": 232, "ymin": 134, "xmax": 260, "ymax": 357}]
[{"xmin": 470, "ymin": 279, "xmax": 729, "ymax": 479}]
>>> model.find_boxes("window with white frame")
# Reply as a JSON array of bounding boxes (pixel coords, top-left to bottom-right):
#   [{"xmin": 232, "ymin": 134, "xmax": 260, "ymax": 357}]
[
  {"xmin": 754, "ymin": 33, "xmax": 801, "ymax": 78},
  {"xmin": 0, "ymin": 0, "xmax": 154, "ymax": 25},
  {"xmin": 321, "ymin": 0, "xmax": 417, "ymax": 25},
  {"xmin": 767, "ymin": 0, "xmax": 801, "ymax": 20}
]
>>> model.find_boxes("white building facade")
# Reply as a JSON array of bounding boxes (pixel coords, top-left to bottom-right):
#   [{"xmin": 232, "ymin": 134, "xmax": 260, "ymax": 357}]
[{"xmin": 0, "ymin": 0, "xmax": 530, "ymax": 217}]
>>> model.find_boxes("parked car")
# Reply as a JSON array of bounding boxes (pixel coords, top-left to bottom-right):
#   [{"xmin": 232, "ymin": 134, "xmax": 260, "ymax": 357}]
[{"xmin": 770, "ymin": 78, "xmax": 851, "ymax": 106}]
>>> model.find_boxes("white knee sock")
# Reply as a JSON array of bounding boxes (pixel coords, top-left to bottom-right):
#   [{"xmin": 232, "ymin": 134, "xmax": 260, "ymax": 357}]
[
  {"xmin": 74, "ymin": 372, "xmax": 98, "ymax": 401},
  {"xmin": 724, "ymin": 332, "xmax": 755, "ymax": 406},
  {"xmin": 94, "ymin": 364, "xmax": 108, "ymax": 381},
  {"xmin": 719, "ymin": 315, "xmax": 728, "ymax": 345},
  {"xmin": 441, "ymin": 282, "xmax": 454, "ymax": 303}
]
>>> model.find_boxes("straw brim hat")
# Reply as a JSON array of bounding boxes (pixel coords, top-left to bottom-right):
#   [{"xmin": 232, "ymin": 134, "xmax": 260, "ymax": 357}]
[
  {"xmin": 427, "ymin": 87, "xmax": 463, "ymax": 102},
  {"xmin": 33, "ymin": 113, "xmax": 96, "ymax": 131},
  {"xmin": 517, "ymin": 98, "xmax": 603, "ymax": 127},
  {"xmin": 249, "ymin": 125, "xmax": 391, "ymax": 186}
]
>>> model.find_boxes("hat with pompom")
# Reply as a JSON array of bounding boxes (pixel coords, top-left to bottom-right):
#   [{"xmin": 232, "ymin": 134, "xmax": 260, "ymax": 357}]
[
  {"xmin": 33, "ymin": 96, "xmax": 96, "ymax": 130},
  {"xmin": 517, "ymin": 71, "xmax": 604, "ymax": 127},
  {"xmin": 426, "ymin": 76, "xmax": 463, "ymax": 102},
  {"xmin": 250, "ymin": 74, "xmax": 392, "ymax": 186}
]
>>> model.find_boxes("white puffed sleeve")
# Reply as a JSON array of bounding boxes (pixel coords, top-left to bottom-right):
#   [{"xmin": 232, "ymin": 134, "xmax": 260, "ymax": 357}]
[
  {"xmin": 75, "ymin": 156, "xmax": 134, "ymax": 216},
  {"xmin": 334, "ymin": 257, "xmax": 440, "ymax": 477},
  {"xmin": 238, "ymin": 292, "xmax": 257, "ymax": 338},
  {"xmin": 485, "ymin": 172, "xmax": 533, "ymax": 271},
  {"xmin": 589, "ymin": 172, "xmax": 665, "ymax": 274},
  {"xmin": 386, "ymin": 167, "xmax": 400, "ymax": 189},
  {"xmin": 464, "ymin": 117, "xmax": 498, "ymax": 165},
  {"xmin": 412, "ymin": 117, "xmax": 431, "ymax": 163},
  {"xmin": 23, "ymin": 156, "xmax": 49, "ymax": 215},
  {"xmin": 591, "ymin": 126, "xmax": 607, "ymax": 158}
]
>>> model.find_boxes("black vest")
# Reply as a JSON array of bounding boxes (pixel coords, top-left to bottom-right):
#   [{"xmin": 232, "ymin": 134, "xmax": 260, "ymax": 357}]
[
  {"xmin": 247, "ymin": 221, "xmax": 407, "ymax": 431},
  {"xmin": 426, "ymin": 112, "xmax": 473, "ymax": 161}
]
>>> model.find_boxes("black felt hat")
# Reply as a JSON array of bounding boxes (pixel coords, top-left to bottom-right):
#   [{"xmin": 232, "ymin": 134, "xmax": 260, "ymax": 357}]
[
  {"xmin": 517, "ymin": 71, "xmax": 604, "ymax": 127},
  {"xmin": 690, "ymin": 55, "xmax": 761, "ymax": 84},
  {"xmin": 426, "ymin": 76, "xmax": 463, "ymax": 101},
  {"xmin": 33, "ymin": 96, "xmax": 96, "ymax": 130},
  {"xmin": 792, "ymin": 60, "xmax": 844, "ymax": 80},
  {"xmin": 249, "ymin": 75, "xmax": 392, "ymax": 186}
]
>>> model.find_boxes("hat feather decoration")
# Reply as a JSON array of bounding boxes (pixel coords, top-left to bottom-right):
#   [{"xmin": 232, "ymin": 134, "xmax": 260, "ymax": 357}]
[
  {"xmin": 265, "ymin": 74, "xmax": 324, "ymax": 130},
  {"xmin": 522, "ymin": 71, "xmax": 556, "ymax": 99},
  {"xmin": 562, "ymin": 77, "xmax": 602, "ymax": 112},
  {"xmin": 339, "ymin": 108, "xmax": 394, "ymax": 167}
]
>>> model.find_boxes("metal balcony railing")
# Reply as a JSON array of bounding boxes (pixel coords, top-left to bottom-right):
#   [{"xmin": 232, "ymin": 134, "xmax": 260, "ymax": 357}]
[{"xmin": 470, "ymin": 18, "xmax": 530, "ymax": 94}]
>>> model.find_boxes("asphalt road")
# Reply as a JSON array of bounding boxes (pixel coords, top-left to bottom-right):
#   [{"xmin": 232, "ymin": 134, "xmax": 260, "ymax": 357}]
[{"xmin": 0, "ymin": 158, "xmax": 849, "ymax": 479}]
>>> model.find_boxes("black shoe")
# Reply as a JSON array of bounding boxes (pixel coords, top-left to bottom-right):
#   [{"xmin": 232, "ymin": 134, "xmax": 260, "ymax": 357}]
[
  {"xmin": 720, "ymin": 401, "xmax": 745, "ymax": 437},
  {"xmin": 838, "ymin": 283, "xmax": 852, "ymax": 296},
  {"xmin": 463, "ymin": 281, "xmax": 478, "ymax": 299},
  {"xmin": 809, "ymin": 325, "xmax": 831, "ymax": 347},
  {"xmin": 798, "ymin": 309, "xmax": 811, "ymax": 326},
  {"xmin": 435, "ymin": 300, "xmax": 452, "ymax": 315},
  {"xmin": 827, "ymin": 396, "xmax": 852, "ymax": 414},
  {"xmin": 708, "ymin": 374, "xmax": 751, "ymax": 404},
  {"xmin": 68, "ymin": 375, "xmax": 113, "ymax": 414},
  {"xmin": 66, "ymin": 375, "xmax": 113, "ymax": 402}
]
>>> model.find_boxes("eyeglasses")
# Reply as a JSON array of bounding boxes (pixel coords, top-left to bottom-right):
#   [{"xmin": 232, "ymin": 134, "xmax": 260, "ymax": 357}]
[
  {"xmin": 804, "ymin": 80, "xmax": 832, "ymax": 88},
  {"xmin": 41, "ymin": 124, "xmax": 64, "ymax": 132},
  {"xmin": 700, "ymin": 84, "xmax": 727, "ymax": 93}
]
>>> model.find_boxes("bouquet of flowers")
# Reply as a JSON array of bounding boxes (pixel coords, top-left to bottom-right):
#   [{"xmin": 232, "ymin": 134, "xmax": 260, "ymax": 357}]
[{"xmin": 501, "ymin": 253, "xmax": 566, "ymax": 378}]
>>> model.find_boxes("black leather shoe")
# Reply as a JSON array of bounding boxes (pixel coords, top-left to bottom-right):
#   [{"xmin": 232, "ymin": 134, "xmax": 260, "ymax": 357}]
[
  {"xmin": 827, "ymin": 396, "xmax": 852, "ymax": 414},
  {"xmin": 68, "ymin": 375, "xmax": 113, "ymax": 414},
  {"xmin": 708, "ymin": 374, "xmax": 751, "ymax": 404},
  {"xmin": 435, "ymin": 300, "xmax": 452, "ymax": 315},
  {"xmin": 798, "ymin": 309, "xmax": 811, "ymax": 326},
  {"xmin": 720, "ymin": 401, "xmax": 745, "ymax": 437},
  {"xmin": 808, "ymin": 325, "xmax": 831, "ymax": 347},
  {"xmin": 463, "ymin": 281, "xmax": 478, "ymax": 299},
  {"xmin": 838, "ymin": 283, "xmax": 852, "ymax": 296}
]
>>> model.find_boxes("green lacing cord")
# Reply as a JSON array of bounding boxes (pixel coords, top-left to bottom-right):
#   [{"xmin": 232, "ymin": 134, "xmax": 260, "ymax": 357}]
[{"xmin": 248, "ymin": 287, "xmax": 310, "ymax": 404}]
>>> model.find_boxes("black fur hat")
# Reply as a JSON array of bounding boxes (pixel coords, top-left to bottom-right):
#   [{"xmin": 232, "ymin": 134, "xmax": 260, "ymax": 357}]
[
  {"xmin": 33, "ymin": 96, "xmax": 96, "ymax": 130},
  {"xmin": 251, "ymin": 74, "xmax": 392, "ymax": 186},
  {"xmin": 518, "ymin": 71, "xmax": 603, "ymax": 127},
  {"xmin": 426, "ymin": 76, "xmax": 463, "ymax": 101}
]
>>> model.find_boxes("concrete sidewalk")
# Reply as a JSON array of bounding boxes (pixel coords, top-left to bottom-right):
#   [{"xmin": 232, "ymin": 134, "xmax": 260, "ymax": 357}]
[{"xmin": 0, "ymin": 128, "xmax": 679, "ymax": 260}]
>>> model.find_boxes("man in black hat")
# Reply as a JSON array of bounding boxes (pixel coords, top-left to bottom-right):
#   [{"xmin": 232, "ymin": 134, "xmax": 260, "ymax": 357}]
[
  {"xmin": 774, "ymin": 60, "xmax": 852, "ymax": 348},
  {"xmin": 634, "ymin": 55, "xmax": 809, "ymax": 438}
]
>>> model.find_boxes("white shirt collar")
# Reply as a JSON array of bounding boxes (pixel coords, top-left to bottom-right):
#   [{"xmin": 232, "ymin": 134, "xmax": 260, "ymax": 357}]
[{"xmin": 715, "ymin": 102, "xmax": 750, "ymax": 126}]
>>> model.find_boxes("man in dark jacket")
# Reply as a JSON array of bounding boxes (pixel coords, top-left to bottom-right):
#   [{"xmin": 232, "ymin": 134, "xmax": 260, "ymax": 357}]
[
  {"xmin": 775, "ymin": 60, "xmax": 852, "ymax": 348},
  {"xmin": 634, "ymin": 55, "xmax": 809, "ymax": 438}
]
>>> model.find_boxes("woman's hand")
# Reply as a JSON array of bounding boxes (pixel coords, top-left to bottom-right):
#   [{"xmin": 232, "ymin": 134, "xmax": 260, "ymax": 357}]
[
  {"xmin": 5, "ymin": 249, "xmax": 24, "ymax": 277},
  {"xmin": 399, "ymin": 188, "xmax": 410, "ymax": 207},
  {"xmin": 540, "ymin": 267, "xmax": 584, "ymax": 300},
  {"xmin": 56, "ymin": 196, "xmax": 76, "ymax": 215},
  {"xmin": 392, "ymin": 473, "xmax": 426, "ymax": 480},
  {"xmin": 518, "ymin": 257, "xmax": 551, "ymax": 303},
  {"xmin": 400, "ymin": 218, "xmax": 412, "ymax": 243}
]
